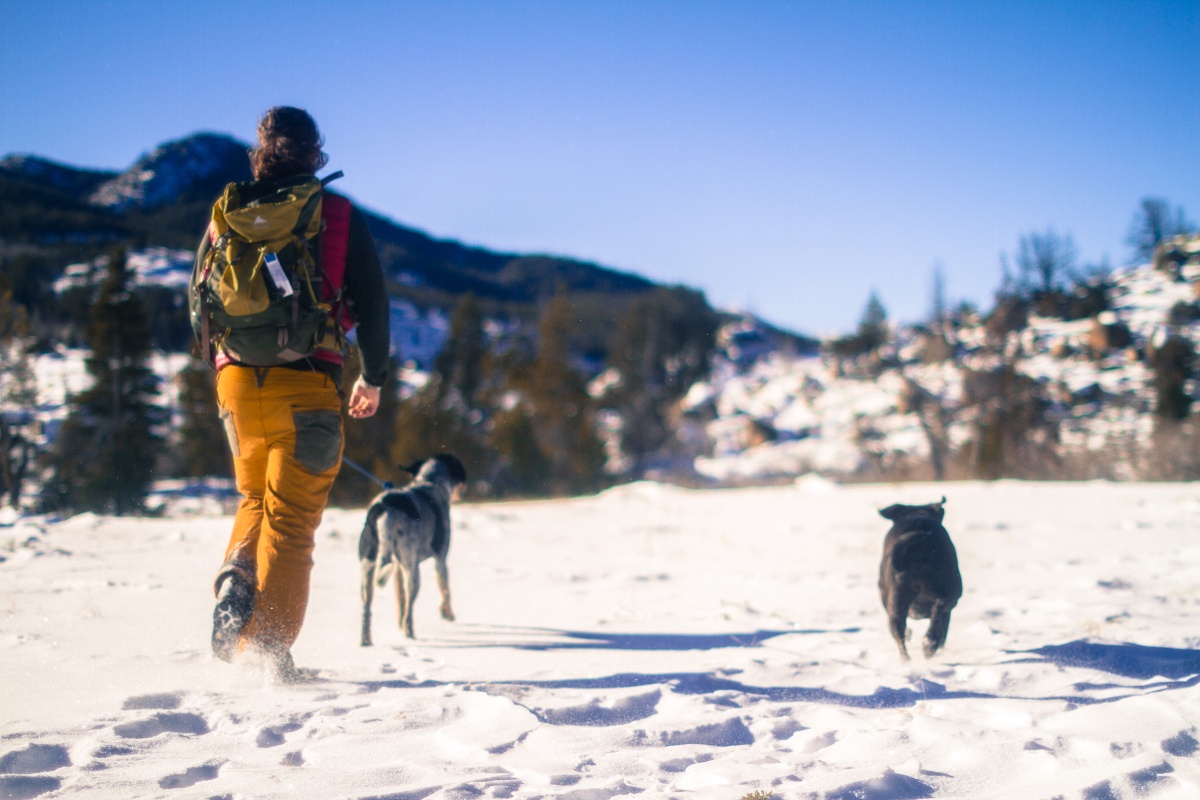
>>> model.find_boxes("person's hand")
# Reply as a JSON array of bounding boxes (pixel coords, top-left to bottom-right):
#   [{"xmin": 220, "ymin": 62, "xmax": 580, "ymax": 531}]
[{"xmin": 348, "ymin": 377, "xmax": 381, "ymax": 419}]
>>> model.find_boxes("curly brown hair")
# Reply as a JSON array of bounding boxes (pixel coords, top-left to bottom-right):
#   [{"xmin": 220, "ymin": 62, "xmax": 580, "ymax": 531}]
[{"xmin": 249, "ymin": 106, "xmax": 329, "ymax": 181}]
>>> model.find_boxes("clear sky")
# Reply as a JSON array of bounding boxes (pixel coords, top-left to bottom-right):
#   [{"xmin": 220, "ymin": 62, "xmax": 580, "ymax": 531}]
[{"xmin": 2, "ymin": 0, "xmax": 1197, "ymax": 335}]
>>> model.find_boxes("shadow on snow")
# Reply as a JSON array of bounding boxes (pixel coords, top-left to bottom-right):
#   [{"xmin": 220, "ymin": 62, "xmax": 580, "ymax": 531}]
[
  {"xmin": 345, "ymin": 635, "xmax": 1200, "ymax": 710},
  {"xmin": 435, "ymin": 624, "xmax": 860, "ymax": 651},
  {"xmin": 1008, "ymin": 638, "xmax": 1200, "ymax": 683}
]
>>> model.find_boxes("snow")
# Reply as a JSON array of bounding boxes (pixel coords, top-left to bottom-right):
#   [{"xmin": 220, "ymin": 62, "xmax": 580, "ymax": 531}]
[
  {"xmin": 52, "ymin": 248, "xmax": 196, "ymax": 293},
  {"xmin": 47, "ymin": 249, "xmax": 453, "ymax": 373},
  {"xmin": 693, "ymin": 262, "xmax": 1200, "ymax": 482},
  {"xmin": 2, "ymin": 481, "xmax": 1198, "ymax": 798}
]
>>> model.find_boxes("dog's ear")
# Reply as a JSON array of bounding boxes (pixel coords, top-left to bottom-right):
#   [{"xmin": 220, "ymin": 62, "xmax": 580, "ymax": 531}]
[
  {"xmin": 399, "ymin": 459, "xmax": 426, "ymax": 476},
  {"xmin": 933, "ymin": 496, "xmax": 946, "ymax": 522},
  {"xmin": 879, "ymin": 504, "xmax": 903, "ymax": 521},
  {"xmin": 438, "ymin": 454, "xmax": 467, "ymax": 485}
]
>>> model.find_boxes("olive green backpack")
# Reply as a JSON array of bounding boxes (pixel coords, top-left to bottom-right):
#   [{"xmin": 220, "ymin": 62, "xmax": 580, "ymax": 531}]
[{"xmin": 190, "ymin": 172, "xmax": 345, "ymax": 366}]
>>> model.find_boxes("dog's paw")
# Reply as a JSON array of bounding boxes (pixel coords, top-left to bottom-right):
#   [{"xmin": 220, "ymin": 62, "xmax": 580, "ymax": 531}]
[{"xmin": 440, "ymin": 603, "xmax": 456, "ymax": 622}]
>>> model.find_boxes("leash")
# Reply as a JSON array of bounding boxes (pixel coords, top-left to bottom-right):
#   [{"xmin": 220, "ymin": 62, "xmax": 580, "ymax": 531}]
[{"xmin": 341, "ymin": 456, "xmax": 394, "ymax": 490}]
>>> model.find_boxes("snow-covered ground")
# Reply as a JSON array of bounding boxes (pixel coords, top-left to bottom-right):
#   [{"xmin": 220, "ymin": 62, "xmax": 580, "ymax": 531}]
[{"xmin": 2, "ymin": 480, "xmax": 1198, "ymax": 798}]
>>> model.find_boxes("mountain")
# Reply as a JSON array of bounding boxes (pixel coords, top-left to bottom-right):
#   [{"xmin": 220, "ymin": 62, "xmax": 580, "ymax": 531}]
[
  {"xmin": 86, "ymin": 133, "xmax": 252, "ymax": 211},
  {"xmin": 0, "ymin": 133, "xmax": 673, "ymax": 321}
]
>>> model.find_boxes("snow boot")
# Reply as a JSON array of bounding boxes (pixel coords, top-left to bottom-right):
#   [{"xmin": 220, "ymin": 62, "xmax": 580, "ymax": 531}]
[{"xmin": 212, "ymin": 562, "xmax": 255, "ymax": 662}]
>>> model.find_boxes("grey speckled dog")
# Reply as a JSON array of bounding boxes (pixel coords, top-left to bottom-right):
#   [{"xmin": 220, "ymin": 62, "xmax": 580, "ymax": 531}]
[
  {"xmin": 878, "ymin": 497, "xmax": 962, "ymax": 660},
  {"xmin": 359, "ymin": 455, "xmax": 467, "ymax": 645}
]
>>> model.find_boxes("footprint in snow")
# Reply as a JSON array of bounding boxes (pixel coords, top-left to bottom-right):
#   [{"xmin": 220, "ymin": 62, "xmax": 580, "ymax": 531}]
[
  {"xmin": 0, "ymin": 744, "xmax": 71, "ymax": 774},
  {"xmin": 255, "ymin": 715, "xmax": 311, "ymax": 748},
  {"xmin": 0, "ymin": 744, "xmax": 70, "ymax": 800},
  {"xmin": 631, "ymin": 716, "xmax": 754, "ymax": 747},
  {"xmin": 558, "ymin": 781, "xmax": 642, "ymax": 800},
  {"xmin": 659, "ymin": 753, "xmax": 714, "ymax": 773},
  {"xmin": 1127, "ymin": 761, "xmax": 1178, "ymax": 795},
  {"xmin": 157, "ymin": 763, "xmax": 222, "ymax": 789},
  {"xmin": 0, "ymin": 775, "xmax": 63, "ymax": 799},
  {"xmin": 1081, "ymin": 779, "xmax": 1120, "ymax": 800},
  {"xmin": 821, "ymin": 768, "xmax": 934, "ymax": 800},
  {"xmin": 121, "ymin": 692, "xmax": 183, "ymax": 710},
  {"xmin": 443, "ymin": 774, "xmax": 523, "ymax": 799},
  {"xmin": 114, "ymin": 712, "xmax": 209, "ymax": 739},
  {"xmin": 1161, "ymin": 729, "xmax": 1198, "ymax": 757},
  {"xmin": 536, "ymin": 690, "xmax": 661, "ymax": 726}
]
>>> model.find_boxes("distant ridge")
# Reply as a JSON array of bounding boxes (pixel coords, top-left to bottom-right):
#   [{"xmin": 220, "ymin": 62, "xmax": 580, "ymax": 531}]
[
  {"xmin": 0, "ymin": 154, "xmax": 116, "ymax": 200},
  {"xmin": 0, "ymin": 131, "xmax": 669, "ymax": 313}
]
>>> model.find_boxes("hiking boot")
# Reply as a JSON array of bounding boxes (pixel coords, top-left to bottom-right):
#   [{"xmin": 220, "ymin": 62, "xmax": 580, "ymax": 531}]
[{"xmin": 212, "ymin": 565, "xmax": 255, "ymax": 662}]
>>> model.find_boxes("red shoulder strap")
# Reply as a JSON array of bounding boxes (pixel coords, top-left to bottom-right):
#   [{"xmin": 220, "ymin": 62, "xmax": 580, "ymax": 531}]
[{"xmin": 320, "ymin": 192, "xmax": 355, "ymax": 331}]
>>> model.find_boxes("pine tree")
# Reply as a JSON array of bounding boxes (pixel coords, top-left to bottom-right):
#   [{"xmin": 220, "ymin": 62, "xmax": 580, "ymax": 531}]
[
  {"xmin": 174, "ymin": 360, "xmax": 230, "ymax": 479},
  {"xmin": 523, "ymin": 294, "xmax": 606, "ymax": 495},
  {"xmin": 0, "ymin": 289, "xmax": 38, "ymax": 508},
  {"xmin": 857, "ymin": 290, "xmax": 889, "ymax": 351},
  {"xmin": 435, "ymin": 293, "xmax": 488, "ymax": 409},
  {"xmin": 391, "ymin": 294, "xmax": 494, "ymax": 493},
  {"xmin": 43, "ymin": 249, "xmax": 163, "ymax": 514},
  {"xmin": 606, "ymin": 287, "xmax": 718, "ymax": 476},
  {"xmin": 488, "ymin": 401, "xmax": 552, "ymax": 497},
  {"xmin": 1150, "ymin": 334, "xmax": 1196, "ymax": 422}
]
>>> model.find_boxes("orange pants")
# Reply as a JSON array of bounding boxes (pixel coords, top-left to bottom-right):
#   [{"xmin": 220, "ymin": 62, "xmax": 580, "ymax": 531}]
[{"xmin": 215, "ymin": 366, "xmax": 343, "ymax": 657}]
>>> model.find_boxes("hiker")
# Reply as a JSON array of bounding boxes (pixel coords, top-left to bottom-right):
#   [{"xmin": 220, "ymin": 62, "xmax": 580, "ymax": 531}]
[{"xmin": 190, "ymin": 106, "xmax": 390, "ymax": 680}]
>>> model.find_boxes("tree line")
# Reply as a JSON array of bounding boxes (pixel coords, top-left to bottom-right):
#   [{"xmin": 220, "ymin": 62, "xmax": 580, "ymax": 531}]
[
  {"xmin": 0, "ymin": 195, "xmax": 1194, "ymax": 514},
  {"xmin": 0, "ymin": 249, "xmax": 718, "ymax": 513},
  {"xmin": 827, "ymin": 197, "xmax": 1198, "ymax": 482}
]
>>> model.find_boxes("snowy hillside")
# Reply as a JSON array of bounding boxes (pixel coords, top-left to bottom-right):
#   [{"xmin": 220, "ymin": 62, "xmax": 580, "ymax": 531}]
[
  {"xmin": 20, "ymin": 251, "xmax": 1200, "ymax": 494},
  {"xmin": 47, "ymin": 247, "xmax": 452, "ymax": 368},
  {"xmin": 86, "ymin": 133, "xmax": 251, "ymax": 210},
  {"xmin": 690, "ymin": 258, "xmax": 1200, "ymax": 483},
  {"xmin": 1, "ymin": 481, "xmax": 1197, "ymax": 798}
]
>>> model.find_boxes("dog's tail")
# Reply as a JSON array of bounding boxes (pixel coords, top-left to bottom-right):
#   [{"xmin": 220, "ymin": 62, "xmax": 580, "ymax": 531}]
[
  {"xmin": 359, "ymin": 502, "xmax": 385, "ymax": 563},
  {"xmin": 375, "ymin": 560, "xmax": 395, "ymax": 587}
]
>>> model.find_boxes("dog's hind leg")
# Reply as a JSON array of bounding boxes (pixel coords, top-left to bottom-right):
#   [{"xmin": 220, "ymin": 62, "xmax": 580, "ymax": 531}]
[
  {"xmin": 888, "ymin": 610, "xmax": 911, "ymax": 661},
  {"xmin": 923, "ymin": 600, "xmax": 953, "ymax": 658},
  {"xmin": 434, "ymin": 556, "xmax": 454, "ymax": 622},
  {"xmin": 359, "ymin": 515, "xmax": 381, "ymax": 648},
  {"xmin": 396, "ymin": 560, "xmax": 419, "ymax": 639},
  {"xmin": 885, "ymin": 587, "xmax": 915, "ymax": 661},
  {"xmin": 360, "ymin": 559, "xmax": 376, "ymax": 647}
]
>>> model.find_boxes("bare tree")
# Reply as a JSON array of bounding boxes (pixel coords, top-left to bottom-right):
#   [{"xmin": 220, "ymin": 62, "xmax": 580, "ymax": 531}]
[
  {"xmin": 1126, "ymin": 198, "xmax": 1195, "ymax": 264},
  {"xmin": 1013, "ymin": 229, "xmax": 1079, "ymax": 296},
  {"xmin": 901, "ymin": 376, "xmax": 951, "ymax": 480}
]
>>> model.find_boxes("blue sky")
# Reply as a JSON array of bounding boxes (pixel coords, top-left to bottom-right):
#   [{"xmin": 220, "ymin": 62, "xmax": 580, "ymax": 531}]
[{"xmin": 2, "ymin": 0, "xmax": 1197, "ymax": 335}]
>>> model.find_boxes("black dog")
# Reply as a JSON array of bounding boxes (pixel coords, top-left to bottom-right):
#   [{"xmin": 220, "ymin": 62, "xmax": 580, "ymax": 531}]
[
  {"xmin": 359, "ymin": 455, "xmax": 467, "ymax": 645},
  {"xmin": 878, "ymin": 498, "xmax": 962, "ymax": 660}
]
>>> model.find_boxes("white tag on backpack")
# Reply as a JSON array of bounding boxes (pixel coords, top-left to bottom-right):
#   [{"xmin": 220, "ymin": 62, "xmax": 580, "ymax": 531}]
[{"xmin": 263, "ymin": 252, "xmax": 294, "ymax": 297}]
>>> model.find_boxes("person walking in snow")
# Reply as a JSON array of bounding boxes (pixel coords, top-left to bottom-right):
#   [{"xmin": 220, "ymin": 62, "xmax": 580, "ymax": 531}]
[{"xmin": 190, "ymin": 106, "xmax": 390, "ymax": 680}]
